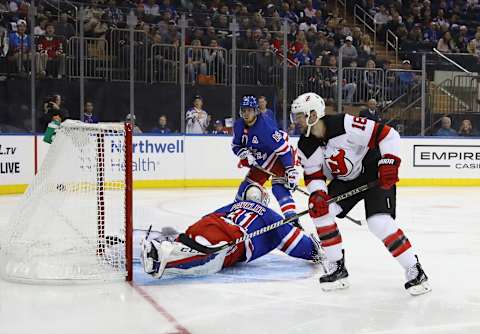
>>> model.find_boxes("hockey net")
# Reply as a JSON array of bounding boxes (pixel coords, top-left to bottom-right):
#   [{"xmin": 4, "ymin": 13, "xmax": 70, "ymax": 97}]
[{"xmin": 0, "ymin": 120, "xmax": 133, "ymax": 283}]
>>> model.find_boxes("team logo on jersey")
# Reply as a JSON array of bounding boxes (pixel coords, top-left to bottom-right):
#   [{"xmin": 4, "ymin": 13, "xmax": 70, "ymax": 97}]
[
  {"xmin": 326, "ymin": 149, "xmax": 353, "ymax": 177},
  {"xmin": 252, "ymin": 136, "xmax": 259, "ymax": 144}
]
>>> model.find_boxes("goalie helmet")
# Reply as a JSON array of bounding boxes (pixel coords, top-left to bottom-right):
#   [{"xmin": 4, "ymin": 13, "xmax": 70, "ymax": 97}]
[
  {"xmin": 290, "ymin": 92, "xmax": 325, "ymax": 137},
  {"xmin": 239, "ymin": 95, "xmax": 258, "ymax": 118},
  {"xmin": 241, "ymin": 182, "xmax": 270, "ymax": 206}
]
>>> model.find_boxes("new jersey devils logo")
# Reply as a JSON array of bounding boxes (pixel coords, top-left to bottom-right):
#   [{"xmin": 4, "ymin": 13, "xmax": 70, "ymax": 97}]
[{"xmin": 326, "ymin": 149, "xmax": 353, "ymax": 177}]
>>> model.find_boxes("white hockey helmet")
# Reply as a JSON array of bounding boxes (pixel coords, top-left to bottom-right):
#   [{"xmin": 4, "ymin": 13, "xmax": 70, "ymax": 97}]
[
  {"xmin": 242, "ymin": 182, "xmax": 270, "ymax": 206},
  {"xmin": 290, "ymin": 92, "xmax": 325, "ymax": 137}
]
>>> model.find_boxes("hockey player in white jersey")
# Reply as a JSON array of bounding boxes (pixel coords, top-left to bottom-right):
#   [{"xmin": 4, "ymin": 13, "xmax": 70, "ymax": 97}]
[{"xmin": 290, "ymin": 92, "xmax": 431, "ymax": 296}]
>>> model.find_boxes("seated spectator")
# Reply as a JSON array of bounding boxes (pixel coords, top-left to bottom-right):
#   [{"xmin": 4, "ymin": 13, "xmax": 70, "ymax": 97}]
[
  {"xmin": 151, "ymin": 115, "xmax": 172, "ymax": 134},
  {"xmin": 351, "ymin": 27, "xmax": 363, "ymax": 48},
  {"xmin": 211, "ymin": 120, "xmax": 228, "ymax": 135},
  {"xmin": 34, "ymin": 17, "xmax": 48, "ymax": 36},
  {"xmin": 324, "ymin": 55, "xmax": 357, "ymax": 104},
  {"xmin": 125, "ymin": 114, "xmax": 143, "ymax": 134},
  {"xmin": 396, "ymin": 60, "xmax": 418, "ymax": 94},
  {"xmin": 186, "ymin": 95, "xmax": 210, "ymax": 134},
  {"xmin": 434, "ymin": 116, "xmax": 457, "ymax": 136},
  {"xmin": 294, "ymin": 43, "xmax": 314, "ymax": 66},
  {"xmin": 340, "ymin": 36, "xmax": 358, "ymax": 64},
  {"xmin": 299, "ymin": 17, "xmax": 317, "ymax": 32},
  {"xmin": 255, "ymin": 39, "xmax": 276, "ymax": 85},
  {"xmin": 456, "ymin": 26, "xmax": 470, "ymax": 53},
  {"xmin": 258, "ymin": 96, "xmax": 276, "ymax": 124},
  {"xmin": 37, "ymin": 23, "xmax": 66, "ymax": 78},
  {"xmin": 363, "ymin": 59, "xmax": 382, "ymax": 99},
  {"xmin": 187, "ymin": 39, "xmax": 207, "ymax": 84},
  {"xmin": 83, "ymin": 101, "xmax": 98, "ymax": 124},
  {"xmin": 144, "ymin": 0, "xmax": 160, "ymax": 17},
  {"xmin": 303, "ymin": 0, "xmax": 316, "ymax": 18},
  {"xmin": 54, "ymin": 13, "xmax": 76, "ymax": 40},
  {"xmin": 467, "ymin": 33, "xmax": 480, "ymax": 58},
  {"xmin": 8, "ymin": 20, "xmax": 32, "ymax": 75},
  {"xmin": 104, "ymin": 0, "xmax": 125, "ymax": 27},
  {"xmin": 0, "ymin": 28, "xmax": 8, "ymax": 79},
  {"xmin": 458, "ymin": 119, "xmax": 479, "ymax": 136},
  {"xmin": 204, "ymin": 39, "xmax": 225, "ymax": 79},
  {"xmin": 360, "ymin": 99, "xmax": 381, "ymax": 122},
  {"xmin": 359, "ymin": 34, "xmax": 375, "ymax": 61},
  {"xmin": 437, "ymin": 31, "xmax": 459, "ymax": 53},
  {"xmin": 423, "ymin": 22, "xmax": 441, "ymax": 47}
]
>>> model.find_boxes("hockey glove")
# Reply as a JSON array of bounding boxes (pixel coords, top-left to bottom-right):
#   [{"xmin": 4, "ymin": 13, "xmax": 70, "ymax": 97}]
[
  {"xmin": 308, "ymin": 190, "xmax": 331, "ymax": 218},
  {"xmin": 378, "ymin": 154, "xmax": 401, "ymax": 189},
  {"xmin": 285, "ymin": 167, "xmax": 300, "ymax": 190},
  {"xmin": 237, "ymin": 148, "xmax": 257, "ymax": 167}
]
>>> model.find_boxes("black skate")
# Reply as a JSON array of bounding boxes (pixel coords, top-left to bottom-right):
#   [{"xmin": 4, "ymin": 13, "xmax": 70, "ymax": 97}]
[
  {"xmin": 319, "ymin": 250, "xmax": 349, "ymax": 291},
  {"xmin": 405, "ymin": 255, "xmax": 431, "ymax": 296}
]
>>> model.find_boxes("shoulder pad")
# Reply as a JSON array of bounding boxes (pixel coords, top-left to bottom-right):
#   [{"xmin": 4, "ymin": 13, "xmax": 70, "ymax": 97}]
[
  {"xmin": 298, "ymin": 134, "xmax": 323, "ymax": 159},
  {"xmin": 323, "ymin": 114, "xmax": 346, "ymax": 141}
]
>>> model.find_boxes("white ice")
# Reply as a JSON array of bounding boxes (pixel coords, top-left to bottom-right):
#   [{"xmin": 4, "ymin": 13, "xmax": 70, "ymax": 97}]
[{"xmin": 1, "ymin": 187, "xmax": 480, "ymax": 334}]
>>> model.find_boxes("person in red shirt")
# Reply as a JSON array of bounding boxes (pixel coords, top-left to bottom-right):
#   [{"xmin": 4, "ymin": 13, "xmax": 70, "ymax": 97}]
[{"xmin": 37, "ymin": 23, "xmax": 65, "ymax": 78}]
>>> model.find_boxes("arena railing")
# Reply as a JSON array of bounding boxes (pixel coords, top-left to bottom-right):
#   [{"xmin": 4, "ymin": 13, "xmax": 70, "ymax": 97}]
[
  {"xmin": 342, "ymin": 67, "xmax": 384, "ymax": 104},
  {"xmin": 353, "ymin": 4, "xmax": 377, "ymax": 51},
  {"xmin": 150, "ymin": 43, "xmax": 178, "ymax": 84},
  {"xmin": 184, "ymin": 45, "xmax": 228, "ymax": 86},
  {"xmin": 108, "ymin": 28, "xmax": 149, "ymax": 83},
  {"xmin": 67, "ymin": 36, "xmax": 109, "ymax": 80},
  {"xmin": 231, "ymin": 48, "xmax": 284, "ymax": 87},
  {"xmin": 386, "ymin": 29, "xmax": 399, "ymax": 65}
]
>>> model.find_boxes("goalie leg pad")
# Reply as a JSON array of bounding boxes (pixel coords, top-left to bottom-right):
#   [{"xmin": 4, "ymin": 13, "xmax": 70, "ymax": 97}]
[{"xmin": 141, "ymin": 238, "xmax": 229, "ymax": 278}]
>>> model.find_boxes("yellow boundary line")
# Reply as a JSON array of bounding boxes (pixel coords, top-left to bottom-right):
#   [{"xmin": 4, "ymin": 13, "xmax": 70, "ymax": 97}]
[{"xmin": 2, "ymin": 178, "xmax": 480, "ymax": 195}]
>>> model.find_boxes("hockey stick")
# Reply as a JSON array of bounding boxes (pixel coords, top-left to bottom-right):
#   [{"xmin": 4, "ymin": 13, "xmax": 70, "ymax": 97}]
[
  {"xmin": 178, "ymin": 180, "xmax": 378, "ymax": 254},
  {"xmin": 254, "ymin": 164, "xmax": 363, "ymax": 226}
]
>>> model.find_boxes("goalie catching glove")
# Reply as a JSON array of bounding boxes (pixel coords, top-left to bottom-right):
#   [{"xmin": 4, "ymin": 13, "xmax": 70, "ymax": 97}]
[
  {"xmin": 237, "ymin": 148, "xmax": 257, "ymax": 167},
  {"xmin": 284, "ymin": 167, "xmax": 300, "ymax": 190},
  {"xmin": 378, "ymin": 154, "xmax": 401, "ymax": 189}
]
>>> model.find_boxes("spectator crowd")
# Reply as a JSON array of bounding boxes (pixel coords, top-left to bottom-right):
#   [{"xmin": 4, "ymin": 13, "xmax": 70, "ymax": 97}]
[{"xmin": 0, "ymin": 0, "xmax": 479, "ymax": 136}]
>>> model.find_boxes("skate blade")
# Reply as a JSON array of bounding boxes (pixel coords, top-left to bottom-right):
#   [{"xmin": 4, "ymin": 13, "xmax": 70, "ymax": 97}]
[
  {"xmin": 320, "ymin": 278, "xmax": 350, "ymax": 291},
  {"xmin": 407, "ymin": 281, "xmax": 432, "ymax": 296}
]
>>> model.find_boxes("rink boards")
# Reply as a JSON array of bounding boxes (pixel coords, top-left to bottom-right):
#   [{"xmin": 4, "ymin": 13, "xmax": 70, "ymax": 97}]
[{"xmin": 1, "ymin": 134, "xmax": 480, "ymax": 194}]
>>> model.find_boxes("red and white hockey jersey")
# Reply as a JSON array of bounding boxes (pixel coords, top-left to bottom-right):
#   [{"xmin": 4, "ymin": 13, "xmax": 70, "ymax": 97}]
[{"xmin": 297, "ymin": 114, "xmax": 400, "ymax": 193}]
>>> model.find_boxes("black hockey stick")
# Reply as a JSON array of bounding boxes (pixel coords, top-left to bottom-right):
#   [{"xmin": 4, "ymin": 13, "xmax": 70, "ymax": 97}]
[
  {"xmin": 178, "ymin": 180, "xmax": 378, "ymax": 254},
  {"xmin": 254, "ymin": 164, "xmax": 362, "ymax": 226}
]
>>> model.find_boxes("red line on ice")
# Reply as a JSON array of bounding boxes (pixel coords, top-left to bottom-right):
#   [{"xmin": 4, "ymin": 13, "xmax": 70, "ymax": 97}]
[{"xmin": 130, "ymin": 282, "xmax": 191, "ymax": 334}]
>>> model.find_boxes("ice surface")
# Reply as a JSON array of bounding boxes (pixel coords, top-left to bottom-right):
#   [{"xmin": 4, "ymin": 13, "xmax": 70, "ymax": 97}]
[{"xmin": 1, "ymin": 187, "xmax": 480, "ymax": 334}]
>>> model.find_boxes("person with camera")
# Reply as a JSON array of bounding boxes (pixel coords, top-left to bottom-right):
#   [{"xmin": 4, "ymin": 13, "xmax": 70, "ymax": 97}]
[{"xmin": 41, "ymin": 94, "xmax": 68, "ymax": 130}]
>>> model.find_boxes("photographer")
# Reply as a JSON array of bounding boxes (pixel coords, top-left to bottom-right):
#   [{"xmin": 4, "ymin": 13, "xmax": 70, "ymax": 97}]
[{"xmin": 41, "ymin": 94, "xmax": 69, "ymax": 130}]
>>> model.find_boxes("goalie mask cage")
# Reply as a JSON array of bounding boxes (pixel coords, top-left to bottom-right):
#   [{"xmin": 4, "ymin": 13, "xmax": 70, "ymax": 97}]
[{"xmin": 0, "ymin": 120, "xmax": 133, "ymax": 283}]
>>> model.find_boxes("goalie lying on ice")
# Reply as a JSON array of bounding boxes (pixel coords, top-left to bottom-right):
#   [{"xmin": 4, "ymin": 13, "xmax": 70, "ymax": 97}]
[{"xmin": 141, "ymin": 184, "xmax": 324, "ymax": 279}]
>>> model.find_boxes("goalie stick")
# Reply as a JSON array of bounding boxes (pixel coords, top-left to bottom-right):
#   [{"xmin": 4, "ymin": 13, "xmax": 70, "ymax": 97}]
[
  {"xmin": 178, "ymin": 180, "xmax": 378, "ymax": 254},
  {"xmin": 253, "ymin": 164, "xmax": 363, "ymax": 226}
]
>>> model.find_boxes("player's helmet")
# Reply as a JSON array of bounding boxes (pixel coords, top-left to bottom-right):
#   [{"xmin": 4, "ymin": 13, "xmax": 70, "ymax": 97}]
[
  {"xmin": 239, "ymin": 95, "xmax": 258, "ymax": 118},
  {"xmin": 290, "ymin": 92, "xmax": 325, "ymax": 137},
  {"xmin": 242, "ymin": 183, "xmax": 270, "ymax": 206}
]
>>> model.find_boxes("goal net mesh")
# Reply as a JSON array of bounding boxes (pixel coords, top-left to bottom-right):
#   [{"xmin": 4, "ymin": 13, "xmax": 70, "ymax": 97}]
[{"xmin": 0, "ymin": 120, "xmax": 131, "ymax": 283}]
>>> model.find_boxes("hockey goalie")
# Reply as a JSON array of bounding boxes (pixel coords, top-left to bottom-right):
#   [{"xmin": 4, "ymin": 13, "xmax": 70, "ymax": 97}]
[{"xmin": 141, "ymin": 183, "xmax": 324, "ymax": 279}]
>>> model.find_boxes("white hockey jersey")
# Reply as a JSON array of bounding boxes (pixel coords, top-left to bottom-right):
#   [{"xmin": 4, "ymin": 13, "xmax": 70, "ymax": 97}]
[{"xmin": 297, "ymin": 114, "xmax": 400, "ymax": 194}]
